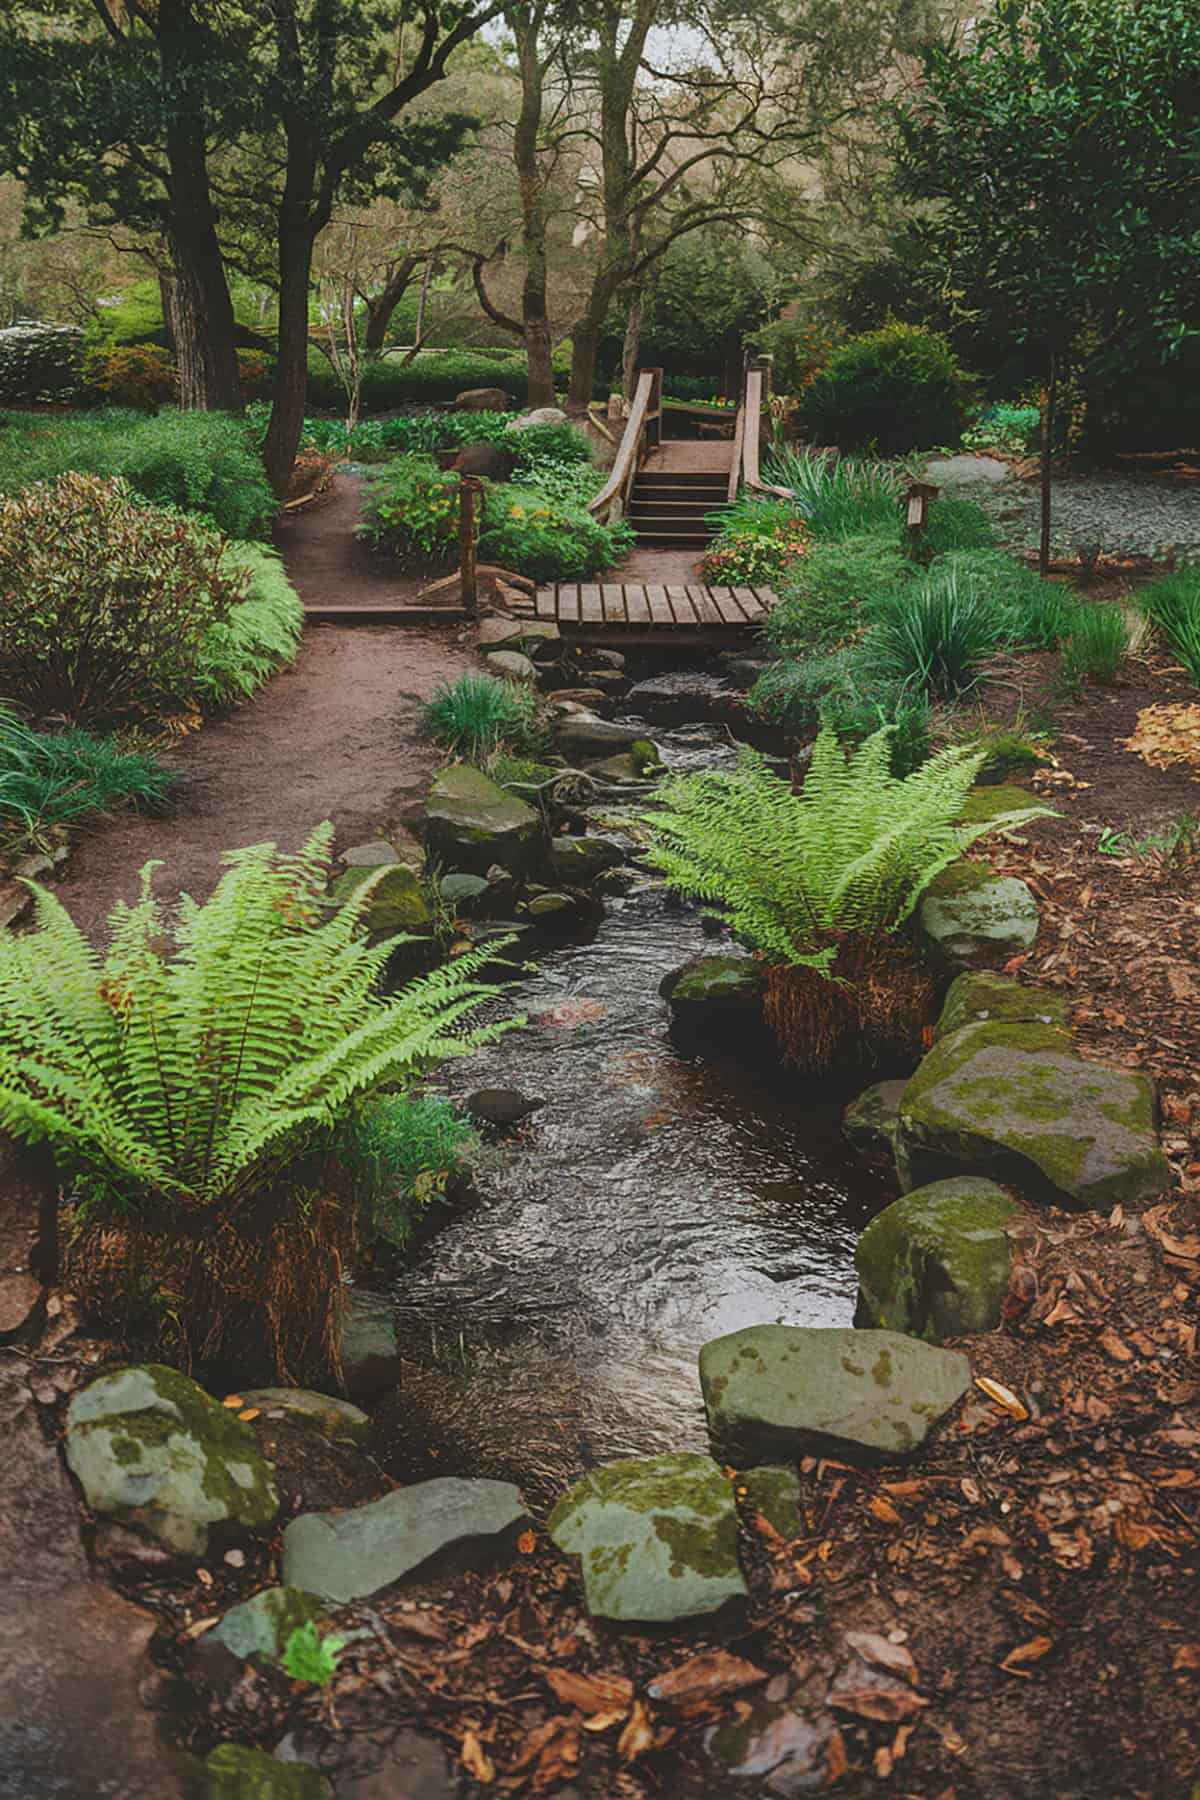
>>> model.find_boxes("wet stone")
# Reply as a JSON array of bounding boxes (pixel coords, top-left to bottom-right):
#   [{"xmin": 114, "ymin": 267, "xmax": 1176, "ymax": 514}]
[
  {"xmin": 916, "ymin": 864, "xmax": 1039, "ymax": 977},
  {"xmin": 339, "ymin": 1292, "xmax": 400, "ymax": 1402},
  {"xmin": 235, "ymin": 1389, "xmax": 371, "ymax": 1446},
  {"xmin": 331, "ymin": 862, "xmax": 433, "ymax": 935},
  {"xmin": 282, "ymin": 1477, "xmax": 530, "ymax": 1604},
  {"xmin": 896, "ymin": 1019, "xmax": 1170, "ymax": 1210},
  {"xmin": 65, "ymin": 1364, "xmax": 279, "ymax": 1556},
  {"xmin": 485, "ymin": 649, "xmax": 538, "ymax": 684},
  {"xmin": 422, "ymin": 764, "xmax": 542, "ymax": 877},
  {"xmin": 842, "ymin": 1079, "xmax": 908, "ymax": 1159},
  {"xmin": 699, "ymin": 1325, "xmax": 971, "ymax": 1463},
  {"xmin": 552, "ymin": 715, "xmax": 658, "ymax": 760},
  {"xmin": 548, "ymin": 835, "xmax": 625, "ymax": 883},
  {"xmin": 854, "ymin": 1177, "xmax": 1019, "ymax": 1341},
  {"xmin": 705, "ymin": 1699, "xmax": 833, "ymax": 1796},
  {"xmin": 467, "ymin": 1087, "xmax": 543, "ymax": 1128},
  {"xmin": 660, "ymin": 954, "xmax": 767, "ymax": 1023},
  {"xmin": 208, "ymin": 1585, "xmax": 326, "ymax": 1666},
  {"xmin": 548, "ymin": 1452, "xmax": 747, "ymax": 1626}
]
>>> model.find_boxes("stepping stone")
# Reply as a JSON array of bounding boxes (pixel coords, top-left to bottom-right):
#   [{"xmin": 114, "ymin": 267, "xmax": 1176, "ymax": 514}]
[
  {"xmin": 916, "ymin": 864, "xmax": 1038, "ymax": 977},
  {"xmin": 65, "ymin": 1365, "xmax": 278, "ymax": 1556},
  {"xmin": 421, "ymin": 764, "xmax": 542, "ymax": 877},
  {"xmin": 855, "ymin": 1177, "xmax": 1020, "ymax": 1341},
  {"xmin": 934, "ymin": 971, "xmax": 1070, "ymax": 1043},
  {"xmin": 548, "ymin": 1452, "xmax": 746, "ymax": 1625},
  {"xmin": 234, "ymin": 1389, "xmax": 370, "ymax": 1446},
  {"xmin": 547, "ymin": 835, "xmax": 625, "ymax": 883},
  {"xmin": 699, "ymin": 1325, "xmax": 970, "ymax": 1463},
  {"xmin": 282, "ymin": 1477, "xmax": 529, "ymax": 1604},
  {"xmin": 895, "ymin": 1019, "xmax": 1170, "ymax": 1210},
  {"xmin": 485, "ymin": 650, "xmax": 538, "ymax": 684}
]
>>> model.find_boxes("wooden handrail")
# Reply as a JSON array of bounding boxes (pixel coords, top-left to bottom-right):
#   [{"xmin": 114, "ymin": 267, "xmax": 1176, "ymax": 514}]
[
  {"xmin": 588, "ymin": 368, "xmax": 661, "ymax": 522},
  {"xmin": 739, "ymin": 364, "xmax": 794, "ymax": 501}
]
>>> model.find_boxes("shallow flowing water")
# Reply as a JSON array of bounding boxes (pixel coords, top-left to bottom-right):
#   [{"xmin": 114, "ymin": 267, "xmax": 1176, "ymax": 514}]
[{"xmin": 378, "ymin": 723, "xmax": 900, "ymax": 1502}]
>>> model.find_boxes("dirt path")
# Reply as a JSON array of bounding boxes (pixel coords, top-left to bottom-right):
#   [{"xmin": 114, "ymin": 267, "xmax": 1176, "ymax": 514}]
[
  {"xmin": 275, "ymin": 470, "xmax": 440, "ymax": 610},
  {"xmin": 53, "ymin": 485, "xmax": 473, "ymax": 939}
]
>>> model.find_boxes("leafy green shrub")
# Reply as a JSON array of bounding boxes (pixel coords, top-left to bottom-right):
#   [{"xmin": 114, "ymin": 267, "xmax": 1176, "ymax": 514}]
[
  {"xmin": 798, "ymin": 322, "xmax": 972, "ymax": 455},
  {"xmin": 749, "ymin": 654, "xmax": 929, "ymax": 775},
  {"xmin": 1142, "ymin": 567, "xmax": 1200, "ymax": 683},
  {"xmin": 306, "ymin": 348, "xmax": 529, "ymax": 412},
  {"xmin": 764, "ymin": 535, "xmax": 911, "ymax": 656},
  {"xmin": 294, "ymin": 408, "xmax": 515, "ymax": 463},
  {"xmin": 0, "ymin": 323, "xmax": 85, "ymax": 403},
  {"xmin": 867, "ymin": 562, "xmax": 1006, "ymax": 698},
  {"xmin": 82, "ymin": 345, "xmax": 177, "ymax": 409},
  {"xmin": 479, "ymin": 483, "xmax": 632, "ymax": 581},
  {"xmin": 764, "ymin": 448, "xmax": 903, "ymax": 539},
  {"xmin": 7, "ymin": 825, "xmax": 519, "ymax": 1377},
  {"xmin": 1059, "ymin": 603, "xmax": 1129, "ymax": 689},
  {"xmin": 700, "ymin": 494, "xmax": 813, "ymax": 585},
  {"xmin": 961, "ymin": 402, "xmax": 1041, "ymax": 456},
  {"xmin": 922, "ymin": 497, "xmax": 995, "ymax": 554},
  {"xmin": 193, "ymin": 543, "xmax": 304, "ymax": 707},
  {"xmin": 0, "ymin": 707, "xmax": 172, "ymax": 842},
  {"xmin": 358, "ymin": 454, "xmax": 462, "ymax": 560},
  {"xmin": 341, "ymin": 1092, "xmax": 478, "ymax": 1249},
  {"xmin": 510, "ymin": 422, "xmax": 592, "ymax": 466},
  {"xmin": 422, "ymin": 673, "xmax": 541, "ymax": 761},
  {"xmin": 0, "ymin": 408, "xmax": 274, "ymax": 538},
  {"xmin": 0, "ymin": 473, "xmax": 248, "ymax": 723}
]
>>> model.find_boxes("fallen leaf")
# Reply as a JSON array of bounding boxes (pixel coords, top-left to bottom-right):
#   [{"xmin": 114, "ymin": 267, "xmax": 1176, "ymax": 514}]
[
  {"xmin": 1100, "ymin": 1329, "xmax": 1133, "ymax": 1363},
  {"xmin": 1000, "ymin": 1636, "xmax": 1054, "ymax": 1677},
  {"xmin": 1042, "ymin": 1296, "xmax": 1083, "ymax": 1328},
  {"xmin": 237, "ymin": 1408, "xmax": 260, "ymax": 1421},
  {"xmin": 975, "ymin": 1376, "xmax": 1029, "ymax": 1421},
  {"xmin": 581, "ymin": 1710, "xmax": 627, "ymax": 1733},
  {"xmin": 392, "ymin": 1609, "xmax": 449, "ymax": 1642},
  {"xmin": 183, "ymin": 1616, "xmax": 220, "ymax": 1640},
  {"xmin": 868, "ymin": 1495, "xmax": 902, "ymax": 1525},
  {"xmin": 647, "ymin": 1650, "xmax": 767, "ymax": 1705},
  {"xmin": 830, "ymin": 1682, "xmax": 928, "ymax": 1723},
  {"xmin": 844, "ymin": 1631, "xmax": 918, "ymax": 1687},
  {"xmin": 826, "ymin": 1729, "xmax": 849, "ymax": 1783},
  {"xmin": 517, "ymin": 1529, "xmax": 536, "ymax": 1555},
  {"xmin": 617, "ymin": 1701, "xmax": 655, "ymax": 1763},
  {"xmin": 222, "ymin": 1395, "xmax": 244, "ymax": 1409},
  {"xmin": 1172, "ymin": 1644, "xmax": 1200, "ymax": 1672},
  {"xmin": 544, "ymin": 1668, "xmax": 634, "ymax": 1716},
  {"xmin": 460, "ymin": 1729, "xmax": 495, "ymax": 1784}
]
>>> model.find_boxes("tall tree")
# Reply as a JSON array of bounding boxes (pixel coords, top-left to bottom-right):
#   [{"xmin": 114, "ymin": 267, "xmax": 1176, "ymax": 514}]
[{"xmin": 897, "ymin": 0, "xmax": 1200, "ymax": 571}]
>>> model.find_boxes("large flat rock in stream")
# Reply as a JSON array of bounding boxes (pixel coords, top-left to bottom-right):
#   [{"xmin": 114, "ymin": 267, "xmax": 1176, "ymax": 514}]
[
  {"xmin": 699, "ymin": 1326, "xmax": 971, "ymax": 1463},
  {"xmin": 0, "ymin": 1356, "xmax": 188, "ymax": 1798},
  {"xmin": 895, "ymin": 1019, "xmax": 1169, "ymax": 1210},
  {"xmin": 281, "ymin": 1477, "xmax": 529, "ymax": 1603},
  {"xmin": 421, "ymin": 764, "xmax": 542, "ymax": 877}
]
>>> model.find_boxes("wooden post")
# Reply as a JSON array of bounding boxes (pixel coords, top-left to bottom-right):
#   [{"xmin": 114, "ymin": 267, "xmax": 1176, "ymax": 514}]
[
  {"xmin": 645, "ymin": 367, "xmax": 664, "ymax": 447},
  {"xmin": 904, "ymin": 480, "xmax": 939, "ymax": 561},
  {"xmin": 459, "ymin": 473, "xmax": 481, "ymax": 615}
]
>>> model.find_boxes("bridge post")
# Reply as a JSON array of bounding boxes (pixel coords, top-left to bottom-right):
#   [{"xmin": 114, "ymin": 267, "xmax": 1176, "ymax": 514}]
[
  {"xmin": 645, "ymin": 367, "xmax": 664, "ymax": 447},
  {"xmin": 459, "ymin": 474, "xmax": 482, "ymax": 615}
]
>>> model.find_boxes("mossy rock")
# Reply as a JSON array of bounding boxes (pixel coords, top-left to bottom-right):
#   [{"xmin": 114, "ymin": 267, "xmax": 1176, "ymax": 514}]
[
  {"xmin": 203, "ymin": 1745, "xmax": 332, "ymax": 1798},
  {"xmin": 934, "ymin": 971, "xmax": 1070, "ymax": 1043},
  {"xmin": 917, "ymin": 863, "xmax": 1038, "ymax": 977},
  {"xmin": 547, "ymin": 834, "xmax": 625, "ymax": 884},
  {"xmin": 421, "ymin": 763, "xmax": 542, "ymax": 877},
  {"xmin": 958, "ymin": 783, "xmax": 1043, "ymax": 827},
  {"xmin": 234, "ymin": 1389, "xmax": 370, "ymax": 1446},
  {"xmin": 699, "ymin": 1325, "xmax": 970, "ymax": 1463},
  {"xmin": 735, "ymin": 1465, "xmax": 801, "ymax": 1538},
  {"xmin": 331, "ymin": 862, "xmax": 433, "ymax": 935},
  {"xmin": 548, "ymin": 1452, "xmax": 747, "ymax": 1625},
  {"xmin": 660, "ymin": 954, "xmax": 767, "ymax": 1024},
  {"xmin": 485, "ymin": 650, "xmax": 538, "ymax": 684},
  {"xmin": 896, "ymin": 1019, "xmax": 1170, "ymax": 1211},
  {"xmin": 208, "ymin": 1585, "xmax": 326, "ymax": 1666},
  {"xmin": 855, "ymin": 1177, "xmax": 1019, "ymax": 1342},
  {"xmin": 65, "ymin": 1365, "xmax": 279, "ymax": 1556},
  {"xmin": 842, "ymin": 1078, "xmax": 908, "ymax": 1159}
]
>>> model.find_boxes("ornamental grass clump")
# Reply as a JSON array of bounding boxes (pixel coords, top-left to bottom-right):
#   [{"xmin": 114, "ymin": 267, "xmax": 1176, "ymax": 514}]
[
  {"xmin": 0, "ymin": 706, "xmax": 172, "ymax": 845},
  {"xmin": 0, "ymin": 825, "xmax": 519, "ymax": 1379},
  {"xmin": 422, "ymin": 672, "xmax": 542, "ymax": 762},
  {"xmin": 644, "ymin": 729, "xmax": 1050, "ymax": 1068},
  {"xmin": 764, "ymin": 448, "xmax": 903, "ymax": 540}
]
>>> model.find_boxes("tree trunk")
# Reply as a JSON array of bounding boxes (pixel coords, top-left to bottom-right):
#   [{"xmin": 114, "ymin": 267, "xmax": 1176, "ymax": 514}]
[
  {"xmin": 363, "ymin": 253, "xmax": 423, "ymax": 354},
  {"xmin": 524, "ymin": 303, "xmax": 555, "ymax": 408},
  {"xmin": 158, "ymin": 0, "xmax": 242, "ymax": 412},
  {"xmin": 621, "ymin": 288, "xmax": 645, "ymax": 400},
  {"xmin": 567, "ymin": 316, "xmax": 603, "ymax": 416},
  {"xmin": 1039, "ymin": 353, "xmax": 1056, "ymax": 577},
  {"xmin": 264, "ymin": 222, "xmax": 315, "ymax": 498}
]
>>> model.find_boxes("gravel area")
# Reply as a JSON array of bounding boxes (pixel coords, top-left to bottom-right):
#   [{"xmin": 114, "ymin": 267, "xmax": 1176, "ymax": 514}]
[{"xmin": 940, "ymin": 463, "xmax": 1200, "ymax": 562}]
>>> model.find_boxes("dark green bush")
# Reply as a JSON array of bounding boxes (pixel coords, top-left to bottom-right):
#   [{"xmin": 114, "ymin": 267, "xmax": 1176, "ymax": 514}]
[
  {"xmin": 923, "ymin": 497, "xmax": 995, "ymax": 554},
  {"xmin": 82, "ymin": 345, "xmax": 176, "ymax": 409},
  {"xmin": 295, "ymin": 409, "xmax": 515, "ymax": 462},
  {"xmin": 764, "ymin": 535, "xmax": 912, "ymax": 656},
  {"xmin": 306, "ymin": 348, "xmax": 530, "ymax": 412},
  {"xmin": 867, "ymin": 562, "xmax": 1006, "ymax": 698},
  {"xmin": 341, "ymin": 1092, "xmax": 478, "ymax": 1251},
  {"xmin": 798, "ymin": 322, "xmax": 972, "ymax": 455},
  {"xmin": 0, "ymin": 473, "xmax": 249, "ymax": 723},
  {"xmin": 0, "ymin": 408, "xmax": 274, "ymax": 538},
  {"xmin": 1142, "ymin": 567, "xmax": 1200, "ymax": 684}
]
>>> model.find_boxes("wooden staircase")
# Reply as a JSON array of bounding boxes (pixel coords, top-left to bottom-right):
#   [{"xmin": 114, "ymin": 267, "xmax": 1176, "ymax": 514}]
[{"xmin": 627, "ymin": 468, "xmax": 728, "ymax": 548}]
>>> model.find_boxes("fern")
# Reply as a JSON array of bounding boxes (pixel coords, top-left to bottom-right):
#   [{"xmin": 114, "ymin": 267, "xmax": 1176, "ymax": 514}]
[
  {"xmin": 644, "ymin": 727, "xmax": 1053, "ymax": 971},
  {"xmin": 0, "ymin": 823, "xmax": 520, "ymax": 1211}
]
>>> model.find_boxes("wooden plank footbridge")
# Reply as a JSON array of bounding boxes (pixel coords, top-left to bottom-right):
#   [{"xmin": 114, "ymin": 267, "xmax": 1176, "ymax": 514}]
[{"xmin": 301, "ymin": 360, "xmax": 790, "ymax": 643}]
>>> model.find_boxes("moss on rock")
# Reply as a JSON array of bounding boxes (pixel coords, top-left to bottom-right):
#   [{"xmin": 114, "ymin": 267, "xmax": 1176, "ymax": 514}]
[
  {"xmin": 855, "ymin": 1177, "xmax": 1019, "ymax": 1341},
  {"xmin": 203, "ymin": 1744, "xmax": 332, "ymax": 1798},
  {"xmin": 958, "ymin": 783, "xmax": 1042, "ymax": 827},
  {"xmin": 934, "ymin": 971, "xmax": 1071, "ymax": 1043}
]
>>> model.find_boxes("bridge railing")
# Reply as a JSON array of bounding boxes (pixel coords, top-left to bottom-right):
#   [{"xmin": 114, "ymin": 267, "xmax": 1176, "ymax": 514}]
[
  {"xmin": 735, "ymin": 355, "xmax": 796, "ymax": 504},
  {"xmin": 587, "ymin": 367, "xmax": 662, "ymax": 524}
]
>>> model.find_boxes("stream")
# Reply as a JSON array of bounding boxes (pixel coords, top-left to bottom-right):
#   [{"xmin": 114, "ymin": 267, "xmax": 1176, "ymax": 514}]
[{"xmin": 378, "ymin": 711, "xmax": 900, "ymax": 1504}]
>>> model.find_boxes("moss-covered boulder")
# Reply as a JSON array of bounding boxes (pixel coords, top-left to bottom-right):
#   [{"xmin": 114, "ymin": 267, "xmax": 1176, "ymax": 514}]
[
  {"xmin": 207, "ymin": 1585, "xmax": 325, "ymax": 1666},
  {"xmin": 736, "ymin": 1465, "xmax": 801, "ymax": 1538},
  {"xmin": 421, "ymin": 764, "xmax": 542, "ymax": 877},
  {"xmin": 552, "ymin": 715, "xmax": 655, "ymax": 760},
  {"xmin": 842, "ymin": 1078, "xmax": 908, "ymax": 1159},
  {"xmin": 660, "ymin": 955, "xmax": 767, "ymax": 1027},
  {"xmin": 916, "ymin": 862, "xmax": 1039, "ymax": 977},
  {"xmin": 548, "ymin": 1452, "xmax": 746, "ymax": 1625},
  {"xmin": 854, "ymin": 1177, "xmax": 1019, "ymax": 1342},
  {"xmin": 547, "ymin": 834, "xmax": 625, "ymax": 884},
  {"xmin": 65, "ymin": 1366, "xmax": 279, "ymax": 1556},
  {"xmin": 234, "ymin": 1390, "xmax": 370, "ymax": 1447},
  {"xmin": 330, "ymin": 861, "xmax": 432, "ymax": 935},
  {"xmin": 959, "ymin": 783, "xmax": 1042, "ymax": 827},
  {"xmin": 203, "ymin": 1745, "xmax": 332, "ymax": 1798},
  {"xmin": 895, "ymin": 1020, "xmax": 1169, "ymax": 1210},
  {"xmin": 934, "ymin": 971, "xmax": 1070, "ymax": 1043},
  {"xmin": 699, "ymin": 1325, "xmax": 970, "ymax": 1463},
  {"xmin": 282, "ymin": 1477, "xmax": 529, "ymax": 1604}
]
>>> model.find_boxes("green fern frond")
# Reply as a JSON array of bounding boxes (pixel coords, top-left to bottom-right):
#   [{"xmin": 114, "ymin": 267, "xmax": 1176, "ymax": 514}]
[{"xmin": 643, "ymin": 727, "xmax": 1055, "ymax": 966}]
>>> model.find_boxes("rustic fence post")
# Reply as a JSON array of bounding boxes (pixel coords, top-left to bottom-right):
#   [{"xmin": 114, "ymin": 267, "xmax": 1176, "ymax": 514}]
[
  {"xmin": 904, "ymin": 479, "xmax": 940, "ymax": 561},
  {"xmin": 645, "ymin": 367, "xmax": 664, "ymax": 448},
  {"xmin": 459, "ymin": 473, "xmax": 482, "ymax": 615}
]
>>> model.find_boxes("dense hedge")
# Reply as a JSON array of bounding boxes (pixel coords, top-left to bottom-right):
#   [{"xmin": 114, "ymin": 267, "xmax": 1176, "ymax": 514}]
[
  {"xmin": 0, "ymin": 323, "xmax": 85, "ymax": 404},
  {"xmin": 798, "ymin": 322, "xmax": 972, "ymax": 454},
  {"xmin": 305, "ymin": 348, "xmax": 531, "ymax": 412}
]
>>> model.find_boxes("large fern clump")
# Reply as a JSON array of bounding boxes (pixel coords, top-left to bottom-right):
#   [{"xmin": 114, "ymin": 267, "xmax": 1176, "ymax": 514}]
[
  {"xmin": 0, "ymin": 824, "xmax": 519, "ymax": 1376},
  {"xmin": 645, "ymin": 729, "xmax": 1051, "ymax": 1066}
]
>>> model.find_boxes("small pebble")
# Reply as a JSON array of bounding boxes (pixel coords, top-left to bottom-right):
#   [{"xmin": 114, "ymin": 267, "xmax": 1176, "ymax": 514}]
[{"xmin": 224, "ymin": 1549, "xmax": 246, "ymax": 1569}]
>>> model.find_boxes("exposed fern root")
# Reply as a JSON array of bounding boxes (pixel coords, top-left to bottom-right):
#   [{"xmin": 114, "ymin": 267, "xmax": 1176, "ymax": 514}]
[
  {"xmin": 64, "ymin": 1186, "xmax": 353, "ymax": 1385},
  {"xmin": 763, "ymin": 936, "xmax": 933, "ymax": 1072}
]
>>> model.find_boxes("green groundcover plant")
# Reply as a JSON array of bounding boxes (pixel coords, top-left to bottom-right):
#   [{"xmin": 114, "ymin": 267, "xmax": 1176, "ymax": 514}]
[
  {"xmin": 0, "ymin": 825, "xmax": 520, "ymax": 1376},
  {"xmin": 194, "ymin": 543, "xmax": 304, "ymax": 708},
  {"xmin": 0, "ymin": 707, "xmax": 173, "ymax": 845},
  {"xmin": 422, "ymin": 673, "xmax": 542, "ymax": 762},
  {"xmin": 340, "ymin": 1091, "xmax": 479, "ymax": 1250}
]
